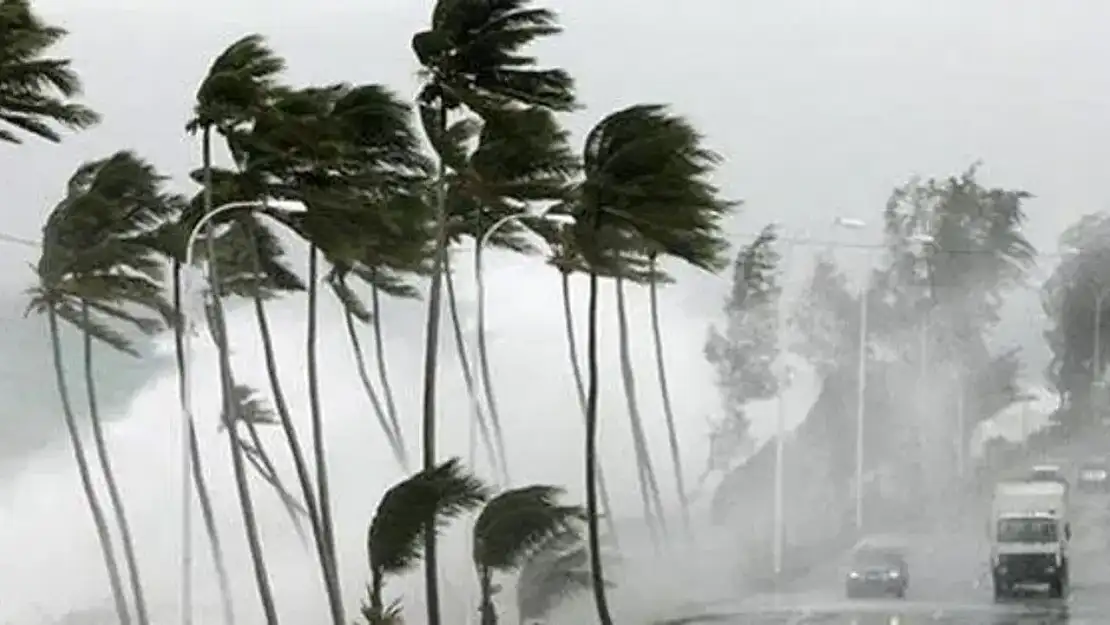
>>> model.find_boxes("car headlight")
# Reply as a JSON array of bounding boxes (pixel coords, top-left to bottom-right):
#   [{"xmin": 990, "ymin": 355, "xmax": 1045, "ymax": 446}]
[
  {"xmin": 849, "ymin": 571, "xmax": 860, "ymax": 579},
  {"xmin": 888, "ymin": 571, "xmax": 900, "ymax": 579}
]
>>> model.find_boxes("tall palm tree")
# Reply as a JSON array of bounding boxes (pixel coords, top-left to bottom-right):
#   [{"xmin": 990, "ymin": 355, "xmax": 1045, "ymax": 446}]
[
  {"xmin": 412, "ymin": 2, "xmax": 576, "ymax": 608},
  {"xmin": 471, "ymin": 485, "xmax": 584, "ymax": 625},
  {"xmin": 236, "ymin": 83, "xmax": 430, "ymax": 625},
  {"xmin": 644, "ymin": 250, "xmax": 691, "ymax": 534},
  {"xmin": 447, "ymin": 106, "xmax": 581, "ymax": 484},
  {"xmin": 364, "ymin": 458, "xmax": 489, "ymax": 625},
  {"xmin": 566, "ymin": 104, "xmax": 735, "ymax": 625},
  {"xmin": 546, "ymin": 234, "xmax": 620, "ymax": 549},
  {"xmin": 29, "ymin": 151, "xmax": 182, "ymax": 625},
  {"xmin": 188, "ymin": 33, "xmax": 289, "ymax": 625},
  {"xmin": 0, "ymin": 0, "xmax": 99, "ymax": 144},
  {"xmin": 613, "ymin": 274, "xmax": 667, "ymax": 544}
]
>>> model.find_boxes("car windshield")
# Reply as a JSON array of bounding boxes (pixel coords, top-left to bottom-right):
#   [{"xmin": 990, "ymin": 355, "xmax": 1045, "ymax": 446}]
[
  {"xmin": 852, "ymin": 549, "xmax": 903, "ymax": 567},
  {"xmin": 998, "ymin": 518, "xmax": 1058, "ymax": 543}
]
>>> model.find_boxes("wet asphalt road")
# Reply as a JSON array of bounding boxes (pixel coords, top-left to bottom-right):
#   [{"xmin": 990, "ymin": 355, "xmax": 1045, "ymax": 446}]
[{"xmin": 670, "ymin": 493, "xmax": 1110, "ymax": 625}]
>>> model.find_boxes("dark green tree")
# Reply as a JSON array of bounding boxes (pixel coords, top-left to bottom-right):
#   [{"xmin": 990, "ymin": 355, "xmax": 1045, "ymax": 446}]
[
  {"xmin": 364, "ymin": 458, "xmax": 489, "ymax": 625},
  {"xmin": 563, "ymin": 103, "xmax": 735, "ymax": 625},
  {"xmin": 28, "ymin": 151, "xmax": 180, "ymax": 625},
  {"xmin": 0, "ymin": 0, "xmax": 99, "ymax": 144},
  {"xmin": 471, "ymin": 485, "xmax": 583, "ymax": 624},
  {"xmin": 411, "ymin": 1, "xmax": 576, "ymax": 621}
]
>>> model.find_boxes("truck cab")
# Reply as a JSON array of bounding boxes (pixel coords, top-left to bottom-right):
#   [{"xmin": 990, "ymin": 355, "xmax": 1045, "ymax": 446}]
[{"xmin": 990, "ymin": 481, "xmax": 1070, "ymax": 600}]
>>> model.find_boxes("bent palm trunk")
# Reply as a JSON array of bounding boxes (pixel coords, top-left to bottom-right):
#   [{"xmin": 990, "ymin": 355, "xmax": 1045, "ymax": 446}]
[
  {"xmin": 345, "ymin": 308, "xmax": 407, "ymax": 469},
  {"xmin": 247, "ymin": 260, "xmax": 337, "ymax": 612},
  {"xmin": 444, "ymin": 258, "xmax": 499, "ymax": 480},
  {"xmin": 306, "ymin": 244, "xmax": 345, "ymax": 625},
  {"xmin": 584, "ymin": 269, "xmax": 615, "ymax": 625},
  {"xmin": 560, "ymin": 271, "xmax": 618, "ymax": 547},
  {"xmin": 647, "ymin": 261, "xmax": 691, "ymax": 534},
  {"xmin": 47, "ymin": 307, "xmax": 132, "ymax": 625},
  {"xmin": 172, "ymin": 263, "xmax": 234, "ymax": 625},
  {"xmin": 473, "ymin": 246, "xmax": 510, "ymax": 485},
  {"xmin": 421, "ymin": 114, "xmax": 450, "ymax": 625},
  {"xmin": 80, "ymin": 302, "xmax": 151, "ymax": 625},
  {"xmin": 201, "ymin": 126, "xmax": 280, "ymax": 624},
  {"xmin": 370, "ymin": 282, "xmax": 404, "ymax": 455},
  {"xmin": 614, "ymin": 277, "xmax": 667, "ymax": 542}
]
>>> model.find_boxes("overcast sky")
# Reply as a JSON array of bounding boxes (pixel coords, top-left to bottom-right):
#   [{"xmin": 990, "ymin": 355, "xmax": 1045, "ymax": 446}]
[{"xmin": 2, "ymin": 0, "xmax": 1109, "ymax": 620}]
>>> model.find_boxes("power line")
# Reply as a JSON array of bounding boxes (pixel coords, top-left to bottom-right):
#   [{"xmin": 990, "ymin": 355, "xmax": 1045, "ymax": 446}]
[{"xmin": 728, "ymin": 230, "xmax": 1073, "ymax": 259}]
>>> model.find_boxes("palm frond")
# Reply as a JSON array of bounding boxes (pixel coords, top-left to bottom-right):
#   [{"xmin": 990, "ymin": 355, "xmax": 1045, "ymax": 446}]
[
  {"xmin": 472, "ymin": 484, "xmax": 585, "ymax": 571},
  {"xmin": 368, "ymin": 457, "xmax": 489, "ymax": 576},
  {"xmin": 572, "ymin": 104, "xmax": 736, "ymax": 274},
  {"xmin": 415, "ymin": 0, "xmax": 576, "ymax": 113},
  {"xmin": 0, "ymin": 0, "xmax": 100, "ymax": 144},
  {"xmin": 189, "ymin": 33, "xmax": 287, "ymax": 133},
  {"xmin": 515, "ymin": 530, "xmax": 610, "ymax": 622}
]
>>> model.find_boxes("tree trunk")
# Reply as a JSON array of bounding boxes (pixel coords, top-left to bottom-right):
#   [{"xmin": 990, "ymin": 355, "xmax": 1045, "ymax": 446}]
[
  {"xmin": 473, "ymin": 244, "xmax": 510, "ymax": 485},
  {"xmin": 80, "ymin": 302, "xmax": 151, "ymax": 625},
  {"xmin": 444, "ymin": 256, "xmax": 499, "ymax": 480},
  {"xmin": 420, "ymin": 102, "xmax": 449, "ymax": 625},
  {"xmin": 47, "ymin": 307, "xmax": 133, "ymax": 625},
  {"xmin": 172, "ymin": 263, "xmax": 234, "ymax": 625},
  {"xmin": 584, "ymin": 270, "xmax": 615, "ymax": 625},
  {"xmin": 306, "ymin": 244, "xmax": 346, "ymax": 625},
  {"xmin": 345, "ymin": 307, "xmax": 407, "ymax": 469},
  {"xmin": 560, "ymin": 271, "xmax": 618, "ymax": 548},
  {"xmin": 239, "ymin": 419, "xmax": 309, "ymax": 544},
  {"xmin": 202, "ymin": 125, "xmax": 280, "ymax": 624},
  {"xmin": 477, "ymin": 565, "xmax": 497, "ymax": 625},
  {"xmin": 370, "ymin": 281, "xmax": 404, "ymax": 457},
  {"xmin": 647, "ymin": 261, "xmax": 691, "ymax": 535},
  {"xmin": 614, "ymin": 277, "xmax": 667, "ymax": 542}
]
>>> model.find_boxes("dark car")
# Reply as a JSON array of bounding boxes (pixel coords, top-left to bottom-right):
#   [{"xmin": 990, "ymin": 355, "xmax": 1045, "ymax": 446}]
[
  {"xmin": 845, "ymin": 541, "xmax": 909, "ymax": 599},
  {"xmin": 1077, "ymin": 460, "xmax": 1110, "ymax": 494}
]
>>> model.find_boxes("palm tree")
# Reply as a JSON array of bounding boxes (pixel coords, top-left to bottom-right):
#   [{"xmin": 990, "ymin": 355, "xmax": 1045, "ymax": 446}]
[
  {"xmin": 29, "ymin": 151, "xmax": 182, "ymax": 625},
  {"xmin": 238, "ymin": 85, "xmax": 430, "ymax": 625},
  {"xmin": 547, "ymin": 236, "xmax": 620, "ymax": 548},
  {"xmin": 565, "ymin": 104, "xmax": 735, "ymax": 625},
  {"xmin": 448, "ymin": 106, "xmax": 581, "ymax": 484},
  {"xmin": 472, "ymin": 485, "xmax": 584, "ymax": 625},
  {"xmin": 645, "ymin": 250, "xmax": 691, "ymax": 534},
  {"xmin": 364, "ymin": 458, "xmax": 489, "ymax": 624},
  {"xmin": 613, "ymin": 273, "xmax": 668, "ymax": 543},
  {"xmin": 412, "ymin": 2, "xmax": 576, "ymax": 610},
  {"xmin": 516, "ymin": 532, "xmax": 608, "ymax": 625},
  {"xmin": 0, "ymin": 0, "xmax": 99, "ymax": 144},
  {"xmin": 142, "ymin": 211, "xmax": 238, "ymax": 625},
  {"xmin": 188, "ymin": 33, "xmax": 289, "ymax": 625}
]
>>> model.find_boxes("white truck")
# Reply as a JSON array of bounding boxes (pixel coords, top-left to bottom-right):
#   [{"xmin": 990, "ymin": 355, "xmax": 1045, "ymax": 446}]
[{"xmin": 989, "ymin": 480, "xmax": 1071, "ymax": 600}]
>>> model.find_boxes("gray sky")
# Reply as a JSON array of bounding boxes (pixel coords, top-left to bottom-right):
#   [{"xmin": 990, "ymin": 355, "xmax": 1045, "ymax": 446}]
[{"xmin": 2, "ymin": 0, "xmax": 1109, "ymax": 621}]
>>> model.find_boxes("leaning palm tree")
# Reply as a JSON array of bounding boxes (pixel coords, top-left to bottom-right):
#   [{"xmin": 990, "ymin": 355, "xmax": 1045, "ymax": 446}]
[
  {"xmin": 364, "ymin": 458, "xmax": 489, "ymax": 625},
  {"xmin": 143, "ymin": 216, "xmax": 236, "ymax": 625},
  {"xmin": 446, "ymin": 106, "xmax": 581, "ymax": 485},
  {"xmin": 412, "ymin": 2, "xmax": 576, "ymax": 618},
  {"xmin": 188, "ymin": 33, "xmax": 289, "ymax": 625},
  {"xmin": 0, "ymin": 0, "xmax": 99, "ymax": 144},
  {"xmin": 565, "ymin": 104, "xmax": 735, "ymax": 625},
  {"xmin": 28, "ymin": 151, "xmax": 181, "ymax": 625},
  {"xmin": 472, "ymin": 485, "xmax": 584, "ymax": 625},
  {"xmin": 238, "ymin": 85, "xmax": 431, "ymax": 625},
  {"xmin": 546, "ymin": 234, "xmax": 620, "ymax": 548},
  {"xmin": 644, "ymin": 249, "xmax": 692, "ymax": 534}
]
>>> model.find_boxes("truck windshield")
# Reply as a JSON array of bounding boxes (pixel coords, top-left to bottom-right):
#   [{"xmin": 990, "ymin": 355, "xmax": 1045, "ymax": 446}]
[{"xmin": 998, "ymin": 518, "xmax": 1058, "ymax": 543}]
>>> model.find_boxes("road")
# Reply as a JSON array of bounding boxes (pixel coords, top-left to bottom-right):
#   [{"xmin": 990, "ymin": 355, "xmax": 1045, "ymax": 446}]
[{"xmin": 662, "ymin": 489, "xmax": 1110, "ymax": 625}]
